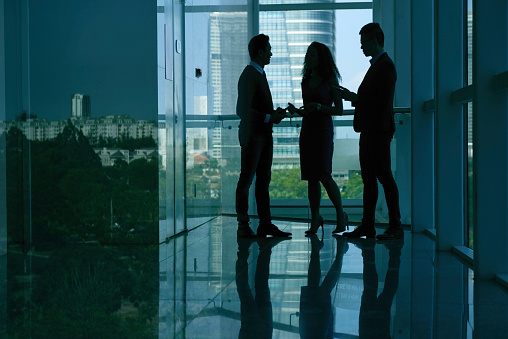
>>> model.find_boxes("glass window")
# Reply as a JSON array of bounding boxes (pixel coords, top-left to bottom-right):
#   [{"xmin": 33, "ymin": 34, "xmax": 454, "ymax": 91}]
[
  {"xmin": 185, "ymin": 11, "xmax": 248, "ymax": 220},
  {"xmin": 260, "ymin": 8, "xmax": 371, "ymax": 221},
  {"xmin": 5, "ymin": 1, "xmax": 160, "ymax": 335}
]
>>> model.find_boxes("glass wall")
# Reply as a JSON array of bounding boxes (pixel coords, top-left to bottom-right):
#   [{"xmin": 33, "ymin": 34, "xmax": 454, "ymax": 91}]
[
  {"xmin": 183, "ymin": 1, "xmax": 376, "ymax": 225},
  {"xmin": 184, "ymin": 7, "xmax": 248, "ymax": 225},
  {"xmin": 263, "ymin": 6, "xmax": 372, "ymax": 223},
  {"xmin": 3, "ymin": 1, "xmax": 160, "ymax": 336}
]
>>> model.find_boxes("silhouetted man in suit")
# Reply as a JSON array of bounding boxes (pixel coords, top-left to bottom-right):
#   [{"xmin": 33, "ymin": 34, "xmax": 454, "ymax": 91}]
[
  {"xmin": 348, "ymin": 238, "xmax": 404, "ymax": 338},
  {"xmin": 236, "ymin": 238, "xmax": 288, "ymax": 338},
  {"xmin": 341, "ymin": 23, "xmax": 402, "ymax": 240},
  {"xmin": 236, "ymin": 34, "xmax": 291, "ymax": 239}
]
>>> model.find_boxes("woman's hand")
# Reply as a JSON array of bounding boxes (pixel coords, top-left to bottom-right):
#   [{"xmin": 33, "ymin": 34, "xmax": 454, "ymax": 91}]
[{"xmin": 303, "ymin": 102, "xmax": 321, "ymax": 114}]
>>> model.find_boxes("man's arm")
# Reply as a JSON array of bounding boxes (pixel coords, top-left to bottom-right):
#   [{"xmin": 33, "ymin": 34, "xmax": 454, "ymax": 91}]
[
  {"xmin": 339, "ymin": 86, "xmax": 359, "ymax": 103},
  {"xmin": 372, "ymin": 63, "xmax": 396, "ymax": 108},
  {"xmin": 269, "ymin": 107, "xmax": 286, "ymax": 124},
  {"xmin": 237, "ymin": 69, "xmax": 271, "ymax": 123}
]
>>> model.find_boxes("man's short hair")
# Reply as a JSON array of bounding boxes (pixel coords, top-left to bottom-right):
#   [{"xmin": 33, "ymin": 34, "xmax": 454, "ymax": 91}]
[
  {"xmin": 248, "ymin": 34, "xmax": 270, "ymax": 60},
  {"xmin": 360, "ymin": 23, "xmax": 384, "ymax": 47}
]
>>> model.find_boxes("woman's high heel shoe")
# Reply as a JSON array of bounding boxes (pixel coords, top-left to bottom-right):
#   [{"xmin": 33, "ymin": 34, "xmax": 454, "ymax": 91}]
[
  {"xmin": 305, "ymin": 216, "xmax": 324, "ymax": 235},
  {"xmin": 332, "ymin": 212, "xmax": 349, "ymax": 233}
]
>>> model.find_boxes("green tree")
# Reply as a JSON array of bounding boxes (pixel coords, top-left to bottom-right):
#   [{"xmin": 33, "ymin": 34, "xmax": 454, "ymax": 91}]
[
  {"xmin": 6, "ymin": 126, "xmax": 29, "ymax": 244},
  {"xmin": 270, "ymin": 167, "xmax": 308, "ymax": 199},
  {"xmin": 10, "ymin": 245, "xmax": 157, "ymax": 338},
  {"xmin": 29, "ymin": 121, "xmax": 109, "ymax": 243},
  {"xmin": 342, "ymin": 170, "xmax": 364, "ymax": 199},
  {"xmin": 117, "ymin": 136, "xmax": 156, "ymax": 151}
]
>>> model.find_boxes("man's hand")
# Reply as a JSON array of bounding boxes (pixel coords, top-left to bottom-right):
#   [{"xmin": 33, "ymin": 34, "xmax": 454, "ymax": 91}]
[
  {"xmin": 339, "ymin": 86, "xmax": 358, "ymax": 102},
  {"xmin": 270, "ymin": 107, "xmax": 286, "ymax": 124},
  {"xmin": 287, "ymin": 103, "xmax": 304, "ymax": 116}
]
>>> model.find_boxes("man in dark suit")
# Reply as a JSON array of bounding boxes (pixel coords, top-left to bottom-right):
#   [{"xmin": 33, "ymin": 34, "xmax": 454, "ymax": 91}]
[
  {"xmin": 341, "ymin": 23, "xmax": 403, "ymax": 240},
  {"xmin": 235, "ymin": 34, "xmax": 291, "ymax": 239}
]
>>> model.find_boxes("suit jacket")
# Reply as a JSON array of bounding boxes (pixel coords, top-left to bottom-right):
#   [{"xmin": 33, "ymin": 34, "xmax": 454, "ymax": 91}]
[
  {"xmin": 353, "ymin": 52, "xmax": 397, "ymax": 134},
  {"xmin": 236, "ymin": 65, "xmax": 273, "ymax": 143}
]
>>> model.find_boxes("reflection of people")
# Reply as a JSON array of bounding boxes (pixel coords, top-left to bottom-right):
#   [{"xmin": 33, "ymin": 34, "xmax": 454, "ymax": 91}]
[
  {"xmin": 236, "ymin": 238, "xmax": 287, "ymax": 339},
  {"xmin": 299, "ymin": 234, "xmax": 348, "ymax": 338},
  {"xmin": 341, "ymin": 23, "xmax": 402, "ymax": 240},
  {"xmin": 235, "ymin": 34, "xmax": 291, "ymax": 239},
  {"xmin": 287, "ymin": 42, "xmax": 347, "ymax": 234},
  {"xmin": 349, "ymin": 238, "xmax": 403, "ymax": 338}
]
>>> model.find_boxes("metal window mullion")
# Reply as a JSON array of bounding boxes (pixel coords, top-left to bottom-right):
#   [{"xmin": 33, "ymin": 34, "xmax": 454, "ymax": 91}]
[
  {"xmin": 260, "ymin": 2, "xmax": 373, "ymax": 12},
  {"xmin": 184, "ymin": 2, "xmax": 373, "ymax": 13}
]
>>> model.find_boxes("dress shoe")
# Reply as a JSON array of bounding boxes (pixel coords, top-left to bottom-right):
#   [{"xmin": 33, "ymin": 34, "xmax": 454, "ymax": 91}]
[
  {"xmin": 376, "ymin": 226, "xmax": 404, "ymax": 240},
  {"xmin": 257, "ymin": 223, "xmax": 292, "ymax": 238},
  {"xmin": 342, "ymin": 225, "xmax": 376, "ymax": 239},
  {"xmin": 237, "ymin": 224, "xmax": 256, "ymax": 239}
]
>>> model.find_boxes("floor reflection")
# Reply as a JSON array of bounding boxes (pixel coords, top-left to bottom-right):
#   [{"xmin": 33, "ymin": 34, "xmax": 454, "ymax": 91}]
[
  {"xmin": 353, "ymin": 238, "xmax": 403, "ymax": 339},
  {"xmin": 236, "ymin": 238, "xmax": 289, "ymax": 339},
  {"xmin": 299, "ymin": 234, "xmax": 347, "ymax": 338},
  {"xmin": 5, "ymin": 216, "xmax": 508, "ymax": 338}
]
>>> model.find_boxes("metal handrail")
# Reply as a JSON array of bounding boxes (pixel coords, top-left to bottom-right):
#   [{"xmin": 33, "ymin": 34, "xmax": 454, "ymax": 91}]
[
  {"xmin": 186, "ymin": 107, "xmax": 410, "ymax": 122},
  {"xmin": 185, "ymin": 108, "xmax": 410, "ymax": 129}
]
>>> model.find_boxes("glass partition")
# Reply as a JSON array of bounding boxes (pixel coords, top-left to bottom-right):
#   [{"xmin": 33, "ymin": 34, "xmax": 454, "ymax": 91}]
[
  {"xmin": 4, "ymin": 1, "xmax": 160, "ymax": 336},
  {"xmin": 182, "ymin": 1, "xmax": 412, "ymax": 228},
  {"xmin": 184, "ymin": 10, "xmax": 248, "ymax": 225}
]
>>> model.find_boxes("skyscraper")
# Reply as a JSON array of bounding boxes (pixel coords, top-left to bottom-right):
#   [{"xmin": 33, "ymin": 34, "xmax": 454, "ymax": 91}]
[
  {"xmin": 209, "ymin": 12, "xmax": 249, "ymax": 161},
  {"xmin": 71, "ymin": 93, "xmax": 91, "ymax": 118}
]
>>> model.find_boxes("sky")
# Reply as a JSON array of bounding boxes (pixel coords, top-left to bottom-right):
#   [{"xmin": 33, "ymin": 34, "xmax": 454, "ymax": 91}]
[{"xmin": 28, "ymin": 0, "xmax": 157, "ymax": 121}]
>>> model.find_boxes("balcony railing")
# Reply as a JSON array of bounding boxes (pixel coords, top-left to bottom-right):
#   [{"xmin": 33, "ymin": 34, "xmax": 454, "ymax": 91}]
[{"xmin": 185, "ymin": 108, "xmax": 410, "ymax": 222}]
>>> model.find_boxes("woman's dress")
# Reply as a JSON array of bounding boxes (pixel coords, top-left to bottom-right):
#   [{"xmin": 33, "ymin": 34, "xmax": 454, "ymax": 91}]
[{"xmin": 299, "ymin": 78, "xmax": 335, "ymax": 181}]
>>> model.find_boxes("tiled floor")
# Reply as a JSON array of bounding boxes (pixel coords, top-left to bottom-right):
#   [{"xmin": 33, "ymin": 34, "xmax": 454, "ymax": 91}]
[
  {"xmin": 160, "ymin": 217, "xmax": 508, "ymax": 339},
  {"xmin": 5, "ymin": 216, "xmax": 508, "ymax": 338}
]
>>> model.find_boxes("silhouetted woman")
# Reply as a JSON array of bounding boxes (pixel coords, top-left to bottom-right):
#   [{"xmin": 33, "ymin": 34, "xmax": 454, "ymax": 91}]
[
  {"xmin": 288, "ymin": 42, "xmax": 348, "ymax": 234},
  {"xmin": 299, "ymin": 234, "xmax": 348, "ymax": 338}
]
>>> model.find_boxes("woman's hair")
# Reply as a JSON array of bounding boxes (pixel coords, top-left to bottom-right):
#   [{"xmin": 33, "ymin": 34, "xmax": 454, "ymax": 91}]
[{"xmin": 302, "ymin": 41, "xmax": 341, "ymax": 81}]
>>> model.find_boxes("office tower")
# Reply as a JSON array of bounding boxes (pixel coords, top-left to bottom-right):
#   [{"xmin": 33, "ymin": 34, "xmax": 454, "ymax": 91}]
[
  {"xmin": 71, "ymin": 93, "xmax": 91, "ymax": 118},
  {"xmin": 209, "ymin": 12, "xmax": 249, "ymax": 161}
]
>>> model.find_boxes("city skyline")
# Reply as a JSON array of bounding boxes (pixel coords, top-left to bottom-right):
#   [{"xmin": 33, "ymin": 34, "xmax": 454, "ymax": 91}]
[{"xmin": 22, "ymin": 0, "xmax": 157, "ymax": 122}]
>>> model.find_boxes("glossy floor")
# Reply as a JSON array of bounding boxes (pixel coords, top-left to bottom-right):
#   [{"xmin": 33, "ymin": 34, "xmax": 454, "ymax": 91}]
[
  {"xmin": 5, "ymin": 216, "xmax": 508, "ymax": 338},
  {"xmin": 160, "ymin": 217, "xmax": 508, "ymax": 339}
]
